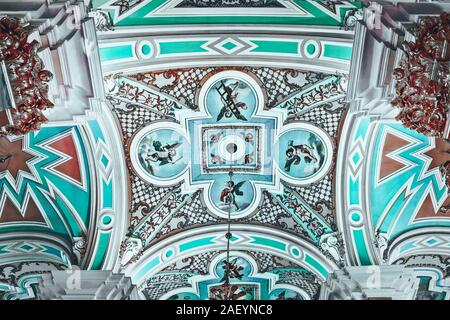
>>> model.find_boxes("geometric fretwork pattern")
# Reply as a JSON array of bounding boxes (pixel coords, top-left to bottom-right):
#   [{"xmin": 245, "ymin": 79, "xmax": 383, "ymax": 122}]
[
  {"xmin": 130, "ymin": 66, "xmax": 327, "ymax": 109},
  {"xmin": 289, "ymin": 174, "xmax": 335, "ymax": 225},
  {"xmin": 239, "ymin": 191, "xmax": 310, "ymax": 239},
  {"xmin": 131, "ymin": 67, "xmax": 216, "ymax": 110},
  {"xmin": 293, "ymin": 100, "xmax": 345, "ymax": 137},
  {"xmin": 110, "ymin": 99, "xmax": 166, "ymax": 137}
]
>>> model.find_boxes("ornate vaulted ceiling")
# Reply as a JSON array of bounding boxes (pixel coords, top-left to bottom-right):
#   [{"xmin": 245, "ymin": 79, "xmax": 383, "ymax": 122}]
[
  {"xmin": 111, "ymin": 65, "xmax": 345, "ymax": 299},
  {"xmin": 0, "ymin": 0, "xmax": 449, "ymax": 300}
]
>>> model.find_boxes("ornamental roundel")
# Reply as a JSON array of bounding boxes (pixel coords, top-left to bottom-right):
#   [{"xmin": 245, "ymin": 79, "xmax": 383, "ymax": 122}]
[{"xmin": 130, "ymin": 70, "xmax": 333, "ymax": 218}]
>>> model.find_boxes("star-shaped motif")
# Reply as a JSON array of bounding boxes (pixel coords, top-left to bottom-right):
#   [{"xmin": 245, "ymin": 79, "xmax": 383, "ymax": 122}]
[
  {"xmin": 425, "ymin": 138, "xmax": 450, "ymax": 172},
  {"xmin": 0, "ymin": 137, "xmax": 35, "ymax": 180}
]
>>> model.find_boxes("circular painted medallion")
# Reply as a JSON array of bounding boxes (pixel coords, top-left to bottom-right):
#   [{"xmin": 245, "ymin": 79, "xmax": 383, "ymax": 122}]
[
  {"xmin": 275, "ymin": 123, "xmax": 333, "ymax": 184},
  {"xmin": 205, "ymin": 77, "xmax": 257, "ymax": 122},
  {"xmin": 130, "ymin": 125, "xmax": 190, "ymax": 184}
]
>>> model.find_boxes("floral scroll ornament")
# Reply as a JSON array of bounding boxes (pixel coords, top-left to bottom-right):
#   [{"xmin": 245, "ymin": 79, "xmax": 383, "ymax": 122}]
[
  {"xmin": 0, "ymin": 16, "xmax": 54, "ymax": 136},
  {"xmin": 88, "ymin": 10, "xmax": 114, "ymax": 32},
  {"xmin": 391, "ymin": 13, "xmax": 450, "ymax": 138}
]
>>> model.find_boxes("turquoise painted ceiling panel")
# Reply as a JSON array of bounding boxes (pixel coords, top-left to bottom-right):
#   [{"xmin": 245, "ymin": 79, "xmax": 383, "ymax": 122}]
[
  {"xmin": 0, "ymin": 126, "xmax": 92, "ymax": 243},
  {"xmin": 93, "ymin": 0, "xmax": 363, "ymax": 26}
]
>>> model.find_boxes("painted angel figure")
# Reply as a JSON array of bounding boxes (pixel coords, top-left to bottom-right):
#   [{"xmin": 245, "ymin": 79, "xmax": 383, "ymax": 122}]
[
  {"xmin": 284, "ymin": 140, "xmax": 317, "ymax": 172},
  {"xmin": 220, "ymin": 258, "xmax": 244, "ymax": 282},
  {"xmin": 142, "ymin": 139, "xmax": 182, "ymax": 175},
  {"xmin": 220, "ymin": 180, "xmax": 245, "ymax": 210},
  {"xmin": 210, "ymin": 153, "xmax": 224, "ymax": 164}
]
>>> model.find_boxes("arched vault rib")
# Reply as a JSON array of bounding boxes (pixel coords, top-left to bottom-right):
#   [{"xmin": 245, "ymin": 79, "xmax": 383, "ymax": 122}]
[{"xmin": 122, "ymin": 224, "xmax": 339, "ymax": 286}]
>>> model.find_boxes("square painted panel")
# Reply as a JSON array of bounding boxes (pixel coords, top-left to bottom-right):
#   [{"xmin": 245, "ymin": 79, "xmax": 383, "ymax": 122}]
[{"xmin": 201, "ymin": 125, "xmax": 262, "ymax": 173}]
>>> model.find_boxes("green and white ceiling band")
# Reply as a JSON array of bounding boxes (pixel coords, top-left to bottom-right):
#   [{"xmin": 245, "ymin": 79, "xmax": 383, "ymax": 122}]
[
  {"xmin": 99, "ymin": 36, "xmax": 353, "ymax": 74},
  {"xmin": 123, "ymin": 224, "xmax": 338, "ymax": 289}
]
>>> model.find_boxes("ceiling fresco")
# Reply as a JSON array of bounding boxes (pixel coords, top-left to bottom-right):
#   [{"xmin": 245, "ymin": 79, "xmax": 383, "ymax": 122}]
[
  {"xmin": 0, "ymin": 0, "xmax": 449, "ymax": 301},
  {"xmin": 107, "ymin": 64, "xmax": 347, "ymax": 299},
  {"xmin": 125, "ymin": 70, "xmax": 335, "ymax": 218},
  {"xmin": 143, "ymin": 251, "xmax": 321, "ymax": 300}
]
